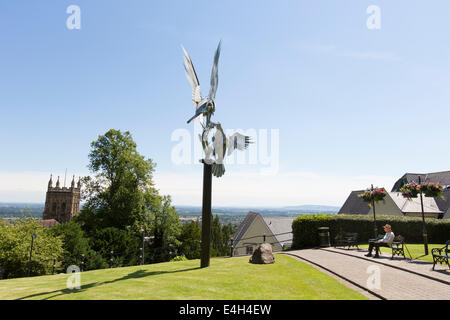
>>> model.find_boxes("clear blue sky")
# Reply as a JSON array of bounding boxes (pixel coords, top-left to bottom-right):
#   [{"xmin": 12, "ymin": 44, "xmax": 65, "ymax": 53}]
[{"xmin": 1, "ymin": 1, "xmax": 450, "ymax": 206}]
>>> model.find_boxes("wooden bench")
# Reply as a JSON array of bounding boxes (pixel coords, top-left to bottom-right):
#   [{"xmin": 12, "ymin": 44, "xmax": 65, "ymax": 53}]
[
  {"xmin": 390, "ymin": 235, "xmax": 406, "ymax": 260},
  {"xmin": 432, "ymin": 240, "xmax": 450, "ymax": 270},
  {"xmin": 334, "ymin": 232, "xmax": 359, "ymax": 250}
]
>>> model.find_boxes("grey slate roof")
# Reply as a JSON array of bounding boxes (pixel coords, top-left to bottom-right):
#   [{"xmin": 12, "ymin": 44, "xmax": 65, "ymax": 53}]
[
  {"xmin": 263, "ymin": 217, "xmax": 294, "ymax": 246},
  {"xmin": 434, "ymin": 189, "xmax": 450, "ymax": 217},
  {"xmin": 392, "ymin": 171, "xmax": 450, "ymax": 191},
  {"xmin": 338, "ymin": 190, "xmax": 371, "ymax": 215}
]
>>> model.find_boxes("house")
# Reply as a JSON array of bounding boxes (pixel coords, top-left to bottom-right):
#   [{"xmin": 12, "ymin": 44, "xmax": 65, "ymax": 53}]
[
  {"xmin": 338, "ymin": 191, "xmax": 443, "ymax": 218},
  {"xmin": 231, "ymin": 211, "xmax": 294, "ymax": 256},
  {"xmin": 339, "ymin": 170, "xmax": 450, "ymax": 219}
]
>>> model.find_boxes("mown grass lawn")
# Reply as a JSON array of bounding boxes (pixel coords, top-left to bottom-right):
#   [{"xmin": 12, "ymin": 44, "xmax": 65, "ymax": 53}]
[
  {"xmin": 359, "ymin": 243, "xmax": 444, "ymax": 262},
  {"xmin": 0, "ymin": 254, "xmax": 366, "ymax": 300}
]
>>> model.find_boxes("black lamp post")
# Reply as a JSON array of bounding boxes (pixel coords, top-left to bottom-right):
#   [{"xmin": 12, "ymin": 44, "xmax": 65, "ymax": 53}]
[
  {"xmin": 140, "ymin": 226, "xmax": 145, "ymax": 266},
  {"xmin": 80, "ymin": 253, "xmax": 85, "ymax": 272},
  {"xmin": 110, "ymin": 250, "xmax": 114, "ymax": 268},
  {"xmin": 52, "ymin": 258, "xmax": 56, "ymax": 275},
  {"xmin": 229, "ymin": 238, "xmax": 234, "ymax": 257},
  {"xmin": 418, "ymin": 176, "xmax": 429, "ymax": 255},
  {"xmin": 27, "ymin": 233, "xmax": 36, "ymax": 277},
  {"xmin": 371, "ymin": 185, "xmax": 378, "ymax": 239}
]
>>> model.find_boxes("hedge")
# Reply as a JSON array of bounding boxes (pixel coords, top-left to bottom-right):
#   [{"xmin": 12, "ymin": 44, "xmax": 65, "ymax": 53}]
[{"xmin": 292, "ymin": 214, "xmax": 450, "ymax": 249}]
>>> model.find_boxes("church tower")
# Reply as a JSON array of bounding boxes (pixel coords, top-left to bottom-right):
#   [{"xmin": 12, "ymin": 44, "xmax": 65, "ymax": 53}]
[{"xmin": 43, "ymin": 174, "xmax": 81, "ymax": 223}]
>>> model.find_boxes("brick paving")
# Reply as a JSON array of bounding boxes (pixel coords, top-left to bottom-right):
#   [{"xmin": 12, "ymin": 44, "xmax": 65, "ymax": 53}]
[{"xmin": 283, "ymin": 248, "xmax": 450, "ymax": 300}]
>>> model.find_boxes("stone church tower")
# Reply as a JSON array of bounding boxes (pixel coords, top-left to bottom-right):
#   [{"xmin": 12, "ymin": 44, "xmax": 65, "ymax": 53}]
[{"xmin": 43, "ymin": 174, "xmax": 81, "ymax": 223}]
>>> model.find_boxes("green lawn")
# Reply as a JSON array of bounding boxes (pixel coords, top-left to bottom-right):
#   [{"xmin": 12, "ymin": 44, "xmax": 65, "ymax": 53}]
[
  {"xmin": 0, "ymin": 254, "xmax": 366, "ymax": 300},
  {"xmin": 359, "ymin": 243, "xmax": 444, "ymax": 262}
]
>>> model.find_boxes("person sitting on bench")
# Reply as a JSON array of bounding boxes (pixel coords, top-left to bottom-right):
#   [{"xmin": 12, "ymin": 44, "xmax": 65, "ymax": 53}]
[{"xmin": 365, "ymin": 224, "xmax": 395, "ymax": 258}]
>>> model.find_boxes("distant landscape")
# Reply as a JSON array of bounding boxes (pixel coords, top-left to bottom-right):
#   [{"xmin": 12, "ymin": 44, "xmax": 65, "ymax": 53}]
[{"xmin": 0, "ymin": 202, "xmax": 340, "ymax": 225}]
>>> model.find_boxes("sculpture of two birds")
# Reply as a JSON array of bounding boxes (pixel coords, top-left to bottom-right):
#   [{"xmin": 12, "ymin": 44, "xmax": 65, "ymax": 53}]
[{"xmin": 182, "ymin": 42, "xmax": 251, "ymax": 177}]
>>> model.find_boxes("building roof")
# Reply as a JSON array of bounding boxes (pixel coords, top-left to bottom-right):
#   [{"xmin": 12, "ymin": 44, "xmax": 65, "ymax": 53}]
[
  {"xmin": 263, "ymin": 217, "xmax": 294, "ymax": 246},
  {"xmin": 232, "ymin": 211, "xmax": 259, "ymax": 244},
  {"xmin": 232, "ymin": 212, "xmax": 295, "ymax": 248},
  {"xmin": 37, "ymin": 219, "xmax": 60, "ymax": 228},
  {"xmin": 434, "ymin": 189, "xmax": 450, "ymax": 214},
  {"xmin": 389, "ymin": 192, "xmax": 442, "ymax": 214},
  {"xmin": 339, "ymin": 190, "xmax": 444, "ymax": 217},
  {"xmin": 338, "ymin": 190, "xmax": 371, "ymax": 215},
  {"xmin": 392, "ymin": 171, "xmax": 450, "ymax": 192}
]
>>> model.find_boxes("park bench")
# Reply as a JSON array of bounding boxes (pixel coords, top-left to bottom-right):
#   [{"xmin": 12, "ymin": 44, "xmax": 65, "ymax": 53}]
[
  {"xmin": 431, "ymin": 240, "xmax": 450, "ymax": 270},
  {"xmin": 334, "ymin": 232, "xmax": 359, "ymax": 250},
  {"xmin": 390, "ymin": 235, "xmax": 406, "ymax": 260}
]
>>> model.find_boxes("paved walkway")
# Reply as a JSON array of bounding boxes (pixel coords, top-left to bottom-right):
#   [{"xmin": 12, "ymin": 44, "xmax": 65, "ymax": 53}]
[{"xmin": 282, "ymin": 247, "xmax": 450, "ymax": 300}]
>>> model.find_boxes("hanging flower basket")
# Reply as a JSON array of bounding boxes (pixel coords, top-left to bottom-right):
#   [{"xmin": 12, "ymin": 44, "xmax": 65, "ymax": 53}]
[
  {"xmin": 420, "ymin": 182, "xmax": 444, "ymax": 199},
  {"xmin": 400, "ymin": 183, "xmax": 420, "ymax": 200},
  {"xmin": 358, "ymin": 188, "xmax": 387, "ymax": 206}
]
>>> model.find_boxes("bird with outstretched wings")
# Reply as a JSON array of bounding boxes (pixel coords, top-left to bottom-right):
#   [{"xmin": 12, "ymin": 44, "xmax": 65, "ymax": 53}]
[{"xmin": 182, "ymin": 42, "xmax": 252, "ymax": 177}]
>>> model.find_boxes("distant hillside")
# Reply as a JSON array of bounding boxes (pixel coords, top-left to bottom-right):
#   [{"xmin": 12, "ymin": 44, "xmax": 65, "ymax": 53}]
[
  {"xmin": 176, "ymin": 205, "xmax": 339, "ymax": 217},
  {"xmin": 0, "ymin": 203, "xmax": 339, "ymax": 220},
  {"xmin": 0, "ymin": 203, "xmax": 44, "ymax": 219},
  {"xmin": 282, "ymin": 205, "xmax": 340, "ymax": 212}
]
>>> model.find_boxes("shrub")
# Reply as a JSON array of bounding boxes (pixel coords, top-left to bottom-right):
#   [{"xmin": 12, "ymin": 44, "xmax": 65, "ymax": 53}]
[
  {"xmin": 170, "ymin": 255, "xmax": 188, "ymax": 262},
  {"xmin": 292, "ymin": 214, "xmax": 450, "ymax": 249}
]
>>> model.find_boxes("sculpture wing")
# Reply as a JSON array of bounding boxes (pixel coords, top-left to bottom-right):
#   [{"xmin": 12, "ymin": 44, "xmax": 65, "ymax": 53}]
[
  {"xmin": 182, "ymin": 45, "xmax": 202, "ymax": 106},
  {"xmin": 212, "ymin": 126, "xmax": 226, "ymax": 160},
  {"xmin": 227, "ymin": 132, "xmax": 251, "ymax": 156},
  {"xmin": 208, "ymin": 41, "xmax": 221, "ymax": 101}
]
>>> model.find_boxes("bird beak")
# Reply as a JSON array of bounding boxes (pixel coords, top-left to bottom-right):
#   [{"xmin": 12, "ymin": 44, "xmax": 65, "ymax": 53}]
[
  {"xmin": 187, "ymin": 102, "xmax": 208, "ymax": 124},
  {"xmin": 187, "ymin": 114, "xmax": 200, "ymax": 124}
]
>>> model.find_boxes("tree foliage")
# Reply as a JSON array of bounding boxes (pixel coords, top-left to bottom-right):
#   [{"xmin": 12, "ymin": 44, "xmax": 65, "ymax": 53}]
[
  {"xmin": 77, "ymin": 129, "xmax": 155, "ymax": 231},
  {"xmin": 178, "ymin": 221, "xmax": 201, "ymax": 259},
  {"xmin": 89, "ymin": 227, "xmax": 139, "ymax": 267},
  {"xmin": 0, "ymin": 219, "xmax": 63, "ymax": 278},
  {"xmin": 76, "ymin": 129, "xmax": 181, "ymax": 266},
  {"xmin": 50, "ymin": 221, "xmax": 107, "ymax": 271}
]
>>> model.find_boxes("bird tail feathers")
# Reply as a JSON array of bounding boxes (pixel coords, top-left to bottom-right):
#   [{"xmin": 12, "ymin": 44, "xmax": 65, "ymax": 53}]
[{"xmin": 212, "ymin": 163, "xmax": 225, "ymax": 178}]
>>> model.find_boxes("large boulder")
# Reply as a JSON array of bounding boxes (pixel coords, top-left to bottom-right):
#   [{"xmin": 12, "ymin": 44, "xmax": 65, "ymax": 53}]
[{"xmin": 249, "ymin": 243, "xmax": 275, "ymax": 264}]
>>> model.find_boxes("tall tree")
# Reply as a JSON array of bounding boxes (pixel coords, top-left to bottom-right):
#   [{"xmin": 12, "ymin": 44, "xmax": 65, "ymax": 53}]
[
  {"xmin": 178, "ymin": 221, "xmax": 201, "ymax": 259},
  {"xmin": 77, "ymin": 129, "xmax": 155, "ymax": 232},
  {"xmin": 211, "ymin": 214, "xmax": 224, "ymax": 257},
  {"xmin": 145, "ymin": 193, "xmax": 181, "ymax": 262},
  {"xmin": 77, "ymin": 129, "xmax": 182, "ymax": 266}
]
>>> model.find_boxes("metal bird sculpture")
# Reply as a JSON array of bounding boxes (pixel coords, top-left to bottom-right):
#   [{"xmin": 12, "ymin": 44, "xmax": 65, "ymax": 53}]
[
  {"xmin": 182, "ymin": 42, "xmax": 252, "ymax": 177},
  {"xmin": 183, "ymin": 41, "xmax": 221, "ymax": 126}
]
